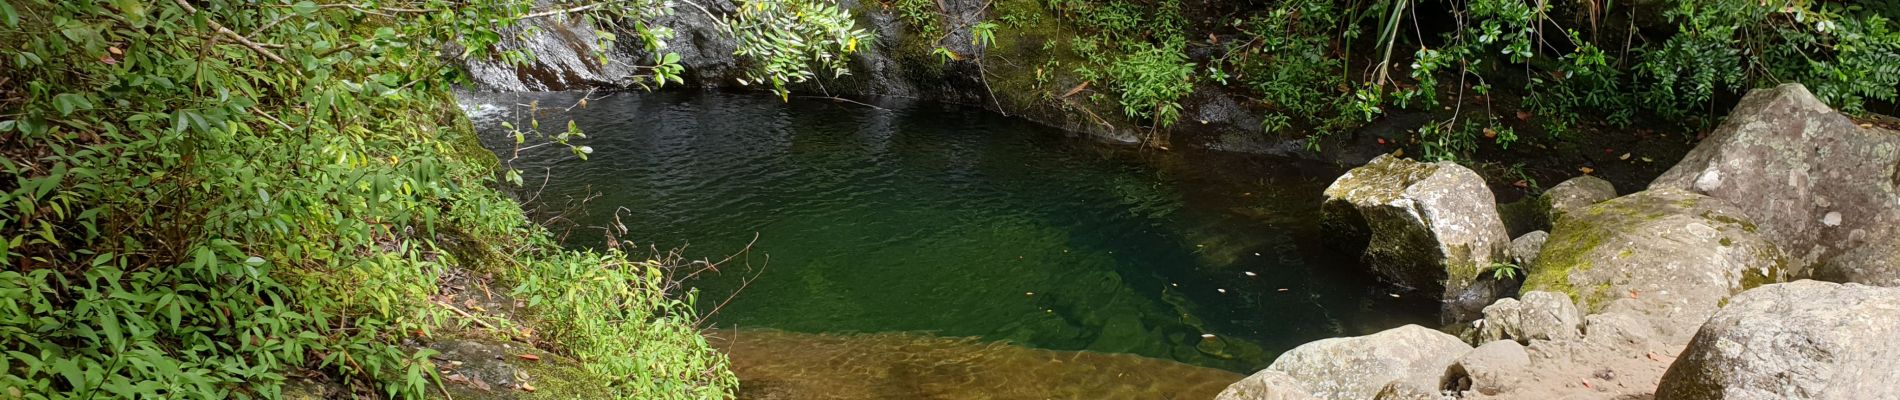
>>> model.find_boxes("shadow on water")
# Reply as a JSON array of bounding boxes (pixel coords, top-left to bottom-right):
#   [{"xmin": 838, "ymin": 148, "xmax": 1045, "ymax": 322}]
[{"xmin": 460, "ymin": 89, "xmax": 1437, "ymax": 383}]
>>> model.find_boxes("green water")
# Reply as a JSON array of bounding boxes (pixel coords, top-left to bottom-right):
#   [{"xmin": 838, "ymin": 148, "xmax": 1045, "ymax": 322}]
[{"xmin": 464, "ymin": 91, "xmax": 1435, "ymax": 372}]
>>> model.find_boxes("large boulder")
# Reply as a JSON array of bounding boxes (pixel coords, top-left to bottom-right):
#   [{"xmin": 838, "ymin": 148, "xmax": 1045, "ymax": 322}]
[
  {"xmin": 1812, "ymin": 240, "xmax": 1900, "ymax": 286},
  {"xmin": 1254, "ymin": 324, "xmax": 1473, "ymax": 400},
  {"xmin": 1540, "ymin": 175, "xmax": 1618, "ymax": 225},
  {"xmin": 1443, "ymin": 340, "xmax": 1533, "ymax": 397},
  {"xmin": 1478, "ymin": 291, "xmax": 1581, "ymax": 343},
  {"xmin": 1323, "ymin": 154, "xmax": 1512, "ymax": 322},
  {"xmin": 1656, "ymin": 280, "xmax": 1900, "ymax": 400},
  {"xmin": 1650, "ymin": 83, "xmax": 1900, "ymax": 282},
  {"xmin": 1524, "ymin": 188, "xmax": 1785, "ymax": 329},
  {"xmin": 1216, "ymin": 370, "xmax": 1319, "ymax": 400}
]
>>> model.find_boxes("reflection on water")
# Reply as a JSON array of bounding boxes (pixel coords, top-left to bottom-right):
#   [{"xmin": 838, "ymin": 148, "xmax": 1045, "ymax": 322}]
[
  {"xmin": 711, "ymin": 329, "xmax": 1241, "ymax": 400},
  {"xmin": 463, "ymin": 90, "xmax": 1436, "ymax": 376}
]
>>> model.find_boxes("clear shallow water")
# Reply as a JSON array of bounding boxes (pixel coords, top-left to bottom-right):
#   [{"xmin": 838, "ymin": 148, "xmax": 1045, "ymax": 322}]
[{"xmin": 463, "ymin": 90, "xmax": 1435, "ymax": 373}]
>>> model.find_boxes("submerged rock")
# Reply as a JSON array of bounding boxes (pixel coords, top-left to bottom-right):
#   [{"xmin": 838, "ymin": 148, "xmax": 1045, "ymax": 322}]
[
  {"xmin": 1478, "ymin": 291, "xmax": 1581, "ymax": 343},
  {"xmin": 1650, "ymin": 83, "xmax": 1900, "ymax": 282},
  {"xmin": 1251, "ymin": 324, "xmax": 1472, "ymax": 400},
  {"xmin": 1656, "ymin": 280, "xmax": 1900, "ymax": 400},
  {"xmin": 1525, "ymin": 188, "xmax": 1784, "ymax": 329},
  {"xmin": 1322, "ymin": 154, "xmax": 1511, "ymax": 322},
  {"xmin": 709, "ymin": 329, "xmax": 1239, "ymax": 400},
  {"xmin": 1539, "ymin": 175, "xmax": 1617, "ymax": 225}
]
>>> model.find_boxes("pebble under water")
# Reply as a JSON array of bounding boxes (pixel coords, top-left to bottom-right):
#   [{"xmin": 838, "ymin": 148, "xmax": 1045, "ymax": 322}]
[{"xmin": 462, "ymin": 90, "xmax": 1436, "ymax": 382}]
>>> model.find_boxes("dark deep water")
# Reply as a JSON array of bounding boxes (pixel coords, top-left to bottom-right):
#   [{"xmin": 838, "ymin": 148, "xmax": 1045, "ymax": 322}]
[{"xmin": 461, "ymin": 90, "xmax": 1436, "ymax": 374}]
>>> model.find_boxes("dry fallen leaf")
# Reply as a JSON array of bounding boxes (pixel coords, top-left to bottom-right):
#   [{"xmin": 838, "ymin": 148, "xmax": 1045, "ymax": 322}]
[
  {"xmin": 517, "ymin": 353, "xmax": 541, "ymax": 361},
  {"xmin": 519, "ymin": 383, "xmax": 537, "ymax": 392},
  {"xmin": 1619, "ymin": 153, "xmax": 1632, "ymax": 160},
  {"xmin": 1061, "ymin": 81, "xmax": 1091, "ymax": 98},
  {"xmin": 1516, "ymin": 110, "xmax": 1533, "ymax": 121},
  {"xmin": 1483, "ymin": 128, "xmax": 1498, "ymax": 139},
  {"xmin": 1393, "ymin": 148, "xmax": 1405, "ymax": 158},
  {"xmin": 1578, "ymin": 166, "xmax": 1596, "ymax": 174},
  {"xmin": 1512, "ymin": 180, "xmax": 1529, "ymax": 189}
]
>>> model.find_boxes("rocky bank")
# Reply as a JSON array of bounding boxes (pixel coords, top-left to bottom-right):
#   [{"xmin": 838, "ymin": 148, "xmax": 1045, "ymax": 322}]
[{"xmin": 1220, "ymin": 84, "xmax": 1900, "ymax": 400}]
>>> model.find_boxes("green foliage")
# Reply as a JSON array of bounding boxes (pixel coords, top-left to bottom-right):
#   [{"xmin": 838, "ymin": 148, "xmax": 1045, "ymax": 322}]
[
  {"xmin": 1108, "ymin": 46, "xmax": 1195, "ymax": 128},
  {"xmin": 728, "ymin": 0, "xmax": 874, "ymax": 100},
  {"xmin": 1231, "ymin": 0, "xmax": 1354, "ymax": 134},
  {"xmin": 0, "ymin": 0, "xmax": 732, "ymax": 398},
  {"xmin": 1489, "ymin": 262, "xmax": 1524, "ymax": 281}
]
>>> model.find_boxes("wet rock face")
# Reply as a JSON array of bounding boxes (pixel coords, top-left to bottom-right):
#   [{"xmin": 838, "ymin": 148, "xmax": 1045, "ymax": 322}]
[
  {"xmin": 1253, "ymin": 324, "xmax": 1473, "ymax": 400},
  {"xmin": 1539, "ymin": 175, "xmax": 1616, "ymax": 226},
  {"xmin": 1650, "ymin": 83, "xmax": 1900, "ymax": 282},
  {"xmin": 1322, "ymin": 154, "xmax": 1511, "ymax": 323},
  {"xmin": 1656, "ymin": 280, "xmax": 1900, "ymax": 400},
  {"xmin": 1525, "ymin": 188, "xmax": 1784, "ymax": 328},
  {"xmin": 1478, "ymin": 291, "xmax": 1581, "ymax": 344}
]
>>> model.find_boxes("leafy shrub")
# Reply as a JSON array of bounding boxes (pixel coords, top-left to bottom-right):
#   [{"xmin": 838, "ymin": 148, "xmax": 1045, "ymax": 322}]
[
  {"xmin": 728, "ymin": 0, "xmax": 874, "ymax": 99},
  {"xmin": 1108, "ymin": 46, "xmax": 1196, "ymax": 128},
  {"xmin": 0, "ymin": 0, "xmax": 748, "ymax": 398}
]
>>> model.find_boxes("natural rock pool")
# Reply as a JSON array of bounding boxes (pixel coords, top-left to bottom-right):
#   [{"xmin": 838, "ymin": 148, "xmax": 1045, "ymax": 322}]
[{"xmin": 463, "ymin": 90, "xmax": 1435, "ymax": 383}]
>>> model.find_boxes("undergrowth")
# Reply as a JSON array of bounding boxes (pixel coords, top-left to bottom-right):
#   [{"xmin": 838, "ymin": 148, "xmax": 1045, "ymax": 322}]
[{"xmin": 0, "ymin": 0, "xmax": 744, "ymax": 398}]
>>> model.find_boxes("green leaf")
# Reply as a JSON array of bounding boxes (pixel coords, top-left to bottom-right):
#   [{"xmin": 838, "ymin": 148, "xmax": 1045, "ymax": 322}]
[
  {"xmin": 292, "ymin": 1, "xmax": 319, "ymax": 15},
  {"xmin": 0, "ymin": 1, "xmax": 18, "ymax": 28},
  {"xmin": 53, "ymin": 93, "xmax": 93, "ymax": 116}
]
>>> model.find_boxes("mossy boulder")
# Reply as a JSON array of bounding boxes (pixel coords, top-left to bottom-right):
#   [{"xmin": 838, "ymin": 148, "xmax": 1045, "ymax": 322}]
[
  {"xmin": 1656, "ymin": 280, "xmax": 1900, "ymax": 400},
  {"xmin": 1322, "ymin": 154, "xmax": 1511, "ymax": 323},
  {"xmin": 1539, "ymin": 175, "xmax": 1617, "ymax": 227},
  {"xmin": 1650, "ymin": 83, "xmax": 1900, "ymax": 282},
  {"xmin": 1525, "ymin": 188, "xmax": 1785, "ymax": 330}
]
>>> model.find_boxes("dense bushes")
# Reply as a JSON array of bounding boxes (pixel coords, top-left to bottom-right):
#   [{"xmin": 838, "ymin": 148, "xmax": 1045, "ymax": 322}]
[
  {"xmin": 0, "ymin": 0, "xmax": 738, "ymax": 398},
  {"xmin": 943, "ymin": 0, "xmax": 1900, "ymax": 158}
]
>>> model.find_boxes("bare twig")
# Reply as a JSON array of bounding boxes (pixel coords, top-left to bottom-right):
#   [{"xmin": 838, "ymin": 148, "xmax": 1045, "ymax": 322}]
[
  {"xmin": 173, "ymin": 0, "xmax": 287, "ymax": 64},
  {"xmin": 435, "ymin": 301, "xmax": 498, "ymax": 330}
]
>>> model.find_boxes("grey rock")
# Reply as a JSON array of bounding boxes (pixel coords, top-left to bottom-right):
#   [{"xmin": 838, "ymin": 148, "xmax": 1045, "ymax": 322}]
[
  {"xmin": 1507, "ymin": 231, "xmax": 1549, "ymax": 266},
  {"xmin": 1650, "ymin": 83, "xmax": 1900, "ymax": 280},
  {"xmin": 1540, "ymin": 175, "xmax": 1618, "ymax": 225},
  {"xmin": 1657, "ymin": 280, "xmax": 1900, "ymax": 400},
  {"xmin": 1217, "ymin": 370, "xmax": 1320, "ymax": 400},
  {"xmin": 1525, "ymin": 188, "xmax": 1785, "ymax": 328},
  {"xmin": 1446, "ymin": 340, "xmax": 1533, "ymax": 396},
  {"xmin": 1812, "ymin": 239, "xmax": 1900, "ymax": 287},
  {"xmin": 1372, "ymin": 379, "xmax": 1454, "ymax": 400},
  {"xmin": 1265, "ymin": 324, "xmax": 1473, "ymax": 400},
  {"xmin": 1479, "ymin": 291, "xmax": 1582, "ymax": 343},
  {"xmin": 1322, "ymin": 154, "xmax": 1511, "ymax": 322}
]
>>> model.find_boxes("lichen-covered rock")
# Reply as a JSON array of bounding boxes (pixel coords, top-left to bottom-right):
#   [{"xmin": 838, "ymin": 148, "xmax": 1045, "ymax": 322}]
[
  {"xmin": 1217, "ymin": 370, "xmax": 1320, "ymax": 400},
  {"xmin": 1650, "ymin": 83, "xmax": 1900, "ymax": 278},
  {"xmin": 1322, "ymin": 154, "xmax": 1511, "ymax": 322},
  {"xmin": 1445, "ymin": 340, "xmax": 1533, "ymax": 396},
  {"xmin": 1540, "ymin": 175, "xmax": 1617, "ymax": 225},
  {"xmin": 1525, "ymin": 188, "xmax": 1784, "ymax": 328},
  {"xmin": 1263, "ymin": 324, "xmax": 1473, "ymax": 400},
  {"xmin": 1656, "ymin": 280, "xmax": 1900, "ymax": 400},
  {"xmin": 1478, "ymin": 291, "xmax": 1581, "ymax": 343},
  {"xmin": 1506, "ymin": 231, "xmax": 1548, "ymax": 266}
]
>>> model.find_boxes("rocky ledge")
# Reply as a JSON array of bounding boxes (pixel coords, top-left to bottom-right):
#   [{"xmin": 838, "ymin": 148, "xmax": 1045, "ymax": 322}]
[{"xmin": 1224, "ymin": 84, "xmax": 1900, "ymax": 400}]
